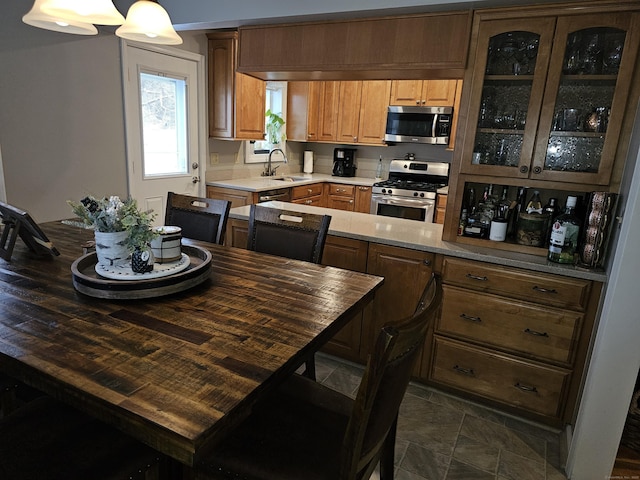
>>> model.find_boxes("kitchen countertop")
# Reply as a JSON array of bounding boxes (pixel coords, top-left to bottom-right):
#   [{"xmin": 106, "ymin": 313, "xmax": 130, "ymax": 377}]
[
  {"xmin": 230, "ymin": 201, "xmax": 608, "ymax": 283},
  {"xmin": 207, "ymin": 173, "xmax": 376, "ymax": 192}
]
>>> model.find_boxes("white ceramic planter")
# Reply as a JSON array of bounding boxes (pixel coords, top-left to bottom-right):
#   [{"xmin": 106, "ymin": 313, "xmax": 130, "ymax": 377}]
[{"xmin": 94, "ymin": 230, "xmax": 129, "ymax": 268}]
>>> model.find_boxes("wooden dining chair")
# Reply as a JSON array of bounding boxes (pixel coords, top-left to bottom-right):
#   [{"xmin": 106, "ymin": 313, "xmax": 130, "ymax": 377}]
[
  {"xmin": 194, "ymin": 273, "xmax": 442, "ymax": 480},
  {"xmin": 246, "ymin": 204, "xmax": 332, "ymax": 379},
  {"xmin": 0, "ymin": 395, "xmax": 170, "ymax": 479},
  {"xmin": 165, "ymin": 192, "xmax": 231, "ymax": 245},
  {"xmin": 246, "ymin": 204, "xmax": 332, "ymax": 264}
]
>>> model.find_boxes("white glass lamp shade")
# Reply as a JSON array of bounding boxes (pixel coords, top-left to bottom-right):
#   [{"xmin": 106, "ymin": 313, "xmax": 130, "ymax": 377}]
[
  {"xmin": 23, "ymin": 0, "xmax": 98, "ymax": 35},
  {"xmin": 42, "ymin": 0, "xmax": 125, "ymax": 26},
  {"xmin": 115, "ymin": 1, "xmax": 182, "ymax": 45}
]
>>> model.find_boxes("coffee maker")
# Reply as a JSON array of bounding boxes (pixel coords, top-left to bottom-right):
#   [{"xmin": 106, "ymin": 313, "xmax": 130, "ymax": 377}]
[{"xmin": 332, "ymin": 148, "xmax": 357, "ymax": 177}]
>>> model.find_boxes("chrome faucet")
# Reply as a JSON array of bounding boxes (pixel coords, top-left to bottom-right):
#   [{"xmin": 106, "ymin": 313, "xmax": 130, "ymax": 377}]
[{"xmin": 262, "ymin": 148, "xmax": 288, "ymax": 176}]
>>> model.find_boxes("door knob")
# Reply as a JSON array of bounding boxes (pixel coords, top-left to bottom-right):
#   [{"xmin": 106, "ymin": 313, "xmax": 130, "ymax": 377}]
[
  {"xmin": 192, "ymin": 176, "xmax": 200, "ymax": 183},
  {"xmin": 192, "ymin": 162, "xmax": 199, "ymax": 170}
]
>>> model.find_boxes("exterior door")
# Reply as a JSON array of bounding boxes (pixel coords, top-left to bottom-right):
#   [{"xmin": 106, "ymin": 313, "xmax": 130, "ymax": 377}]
[{"xmin": 122, "ymin": 42, "xmax": 206, "ymax": 224}]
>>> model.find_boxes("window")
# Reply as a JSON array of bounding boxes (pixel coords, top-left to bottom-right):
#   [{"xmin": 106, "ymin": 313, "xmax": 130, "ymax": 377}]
[{"xmin": 139, "ymin": 72, "xmax": 189, "ymax": 177}]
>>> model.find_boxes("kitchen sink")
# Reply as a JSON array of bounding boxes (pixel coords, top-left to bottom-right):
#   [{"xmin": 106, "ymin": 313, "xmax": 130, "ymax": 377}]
[{"xmin": 273, "ymin": 176, "xmax": 308, "ymax": 182}]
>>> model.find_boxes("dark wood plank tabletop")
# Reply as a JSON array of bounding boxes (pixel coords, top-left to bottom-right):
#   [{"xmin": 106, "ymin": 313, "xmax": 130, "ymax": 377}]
[{"xmin": 0, "ymin": 221, "xmax": 383, "ymax": 466}]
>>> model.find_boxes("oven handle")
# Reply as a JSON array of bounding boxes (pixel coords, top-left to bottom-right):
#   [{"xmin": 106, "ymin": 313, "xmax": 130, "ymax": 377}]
[{"xmin": 372, "ymin": 195, "xmax": 435, "ymax": 207}]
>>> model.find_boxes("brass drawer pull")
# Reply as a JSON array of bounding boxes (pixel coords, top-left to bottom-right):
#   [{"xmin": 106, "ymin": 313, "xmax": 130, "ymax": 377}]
[
  {"xmin": 460, "ymin": 313, "xmax": 482, "ymax": 323},
  {"xmin": 533, "ymin": 286, "xmax": 558, "ymax": 294},
  {"xmin": 524, "ymin": 328, "xmax": 549, "ymax": 337},
  {"xmin": 465, "ymin": 273, "xmax": 488, "ymax": 281},
  {"xmin": 514, "ymin": 383, "xmax": 538, "ymax": 393},
  {"xmin": 453, "ymin": 365, "xmax": 475, "ymax": 376}
]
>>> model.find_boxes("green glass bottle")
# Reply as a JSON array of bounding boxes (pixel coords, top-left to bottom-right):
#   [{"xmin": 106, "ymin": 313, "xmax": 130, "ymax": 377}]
[{"xmin": 548, "ymin": 196, "xmax": 581, "ymax": 264}]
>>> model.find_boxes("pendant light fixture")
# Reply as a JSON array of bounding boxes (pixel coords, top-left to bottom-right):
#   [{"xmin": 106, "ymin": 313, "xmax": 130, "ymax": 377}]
[
  {"xmin": 41, "ymin": 0, "xmax": 125, "ymax": 26},
  {"xmin": 22, "ymin": 0, "xmax": 98, "ymax": 35},
  {"xmin": 23, "ymin": 0, "xmax": 182, "ymax": 46},
  {"xmin": 115, "ymin": 1, "xmax": 182, "ymax": 45}
]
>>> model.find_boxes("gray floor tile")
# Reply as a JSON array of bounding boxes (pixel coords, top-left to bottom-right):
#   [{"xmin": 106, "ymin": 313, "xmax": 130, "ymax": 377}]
[
  {"xmin": 315, "ymin": 354, "xmax": 568, "ymax": 480},
  {"xmin": 446, "ymin": 459, "xmax": 496, "ymax": 480},
  {"xmin": 399, "ymin": 443, "xmax": 450, "ymax": 480},
  {"xmin": 452, "ymin": 434, "xmax": 499, "ymax": 473}
]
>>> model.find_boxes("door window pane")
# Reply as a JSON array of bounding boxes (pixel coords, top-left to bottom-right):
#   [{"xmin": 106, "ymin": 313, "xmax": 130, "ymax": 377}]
[{"xmin": 139, "ymin": 72, "xmax": 188, "ymax": 177}]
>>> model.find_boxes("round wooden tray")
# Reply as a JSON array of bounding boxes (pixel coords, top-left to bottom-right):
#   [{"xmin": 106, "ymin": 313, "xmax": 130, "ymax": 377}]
[{"xmin": 71, "ymin": 245, "xmax": 212, "ymax": 299}]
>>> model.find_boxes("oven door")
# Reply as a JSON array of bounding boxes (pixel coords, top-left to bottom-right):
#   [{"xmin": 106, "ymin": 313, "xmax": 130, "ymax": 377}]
[{"xmin": 370, "ymin": 194, "xmax": 435, "ymax": 223}]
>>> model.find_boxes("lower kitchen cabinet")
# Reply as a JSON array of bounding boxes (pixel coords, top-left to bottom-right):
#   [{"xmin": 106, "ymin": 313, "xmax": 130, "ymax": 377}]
[
  {"xmin": 365, "ymin": 243, "xmax": 435, "ymax": 368},
  {"xmin": 206, "ymin": 186, "xmax": 257, "ymax": 208},
  {"xmin": 290, "ymin": 183, "xmax": 325, "ymax": 207},
  {"xmin": 431, "ymin": 336, "xmax": 571, "ymax": 418},
  {"xmin": 320, "ymin": 236, "xmax": 370, "ymax": 361},
  {"xmin": 427, "ymin": 256, "xmax": 601, "ymax": 426},
  {"xmin": 326, "ymin": 184, "xmax": 355, "ymax": 211}
]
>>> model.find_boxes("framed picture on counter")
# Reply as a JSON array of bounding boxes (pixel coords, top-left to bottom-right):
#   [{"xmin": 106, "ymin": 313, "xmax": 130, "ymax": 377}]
[{"xmin": 0, "ymin": 201, "xmax": 59, "ymax": 261}]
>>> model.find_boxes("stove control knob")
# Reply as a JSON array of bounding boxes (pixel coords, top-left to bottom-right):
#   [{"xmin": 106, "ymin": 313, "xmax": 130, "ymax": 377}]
[
  {"xmin": 388, "ymin": 189, "xmax": 392, "ymax": 195},
  {"xmin": 413, "ymin": 192, "xmax": 419, "ymax": 197},
  {"xmin": 420, "ymin": 192, "xmax": 425, "ymax": 198}
]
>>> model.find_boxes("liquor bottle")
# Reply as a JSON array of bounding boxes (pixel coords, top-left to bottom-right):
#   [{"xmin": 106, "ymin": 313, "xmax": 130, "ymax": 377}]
[
  {"xmin": 542, "ymin": 197, "xmax": 560, "ymax": 246},
  {"xmin": 375, "ymin": 156, "xmax": 384, "ymax": 180},
  {"xmin": 508, "ymin": 187, "xmax": 527, "ymax": 239},
  {"xmin": 548, "ymin": 196, "xmax": 581, "ymax": 264},
  {"xmin": 458, "ymin": 209, "xmax": 467, "ymax": 236},
  {"xmin": 497, "ymin": 186, "xmax": 511, "ymax": 219}
]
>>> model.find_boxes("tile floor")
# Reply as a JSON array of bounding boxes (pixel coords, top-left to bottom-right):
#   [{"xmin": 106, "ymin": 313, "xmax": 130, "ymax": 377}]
[{"xmin": 314, "ymin": 352, "xmax": 568, "ymax": 480}]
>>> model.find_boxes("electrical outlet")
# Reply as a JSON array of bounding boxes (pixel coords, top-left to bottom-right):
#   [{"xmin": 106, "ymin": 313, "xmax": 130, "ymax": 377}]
[{"xmin": 209, "ymin": 153, "xmax": 219, "ymax": 165}]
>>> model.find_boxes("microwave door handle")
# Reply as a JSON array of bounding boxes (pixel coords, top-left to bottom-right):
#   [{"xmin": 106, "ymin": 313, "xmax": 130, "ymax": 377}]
[{"xmin": 432, "ymin": 114, "xmax": 438, "ymax": 137}]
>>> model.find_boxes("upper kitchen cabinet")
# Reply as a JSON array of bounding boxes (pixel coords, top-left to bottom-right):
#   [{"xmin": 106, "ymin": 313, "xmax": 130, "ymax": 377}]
[
  {"xmin": 458, "ymin": 11, "xmax": 640, "ymax": 186},
  {"xmin": 389, "ymin": 80, "xmax": 458, "ymax": 106},
  {"xmin": 287, "ymin": 80, "xmax": 391, "ymax": 146},
  {"xmin": 236, "ymin": 12, "xmax": 471, "ymax": 81},
  {"xmin": 532, "ymin": 13, "xmax": 640, "ymax": 185},
  {"xmin": 207, "ymin": 31, "xmax": 266, "ymax": 140}
]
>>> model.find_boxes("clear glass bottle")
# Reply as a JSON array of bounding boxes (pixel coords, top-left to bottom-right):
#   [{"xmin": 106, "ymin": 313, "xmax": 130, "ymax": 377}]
[
  {"xmin": 375, "ymin": 155, "xmax": 384, "ymax": 180},
  {"xmin": 542, "ymin": 197, "xmax": 560, "ymax": 246},
  {"xmin": 508, "ymin": 187, "xmax": 527, "ymax": 239},
  {"xmin": 548, "ymin": 196, "xmax": 581, "ymax": 264}
]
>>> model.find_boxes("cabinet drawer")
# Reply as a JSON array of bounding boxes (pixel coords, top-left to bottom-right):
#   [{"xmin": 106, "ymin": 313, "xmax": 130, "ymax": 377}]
[
  {"xmin": 291, "ymin": 195, "xmax": 323, "ymax": 206},
  {"xmin": 439, "ymin": 286, "xmax": 581, "ymax": 365},
  {"xmin": 328, "ymin": 184, "xmax": 355, "ymax": 196},
  {"xmin": 441, "ymin": 257, "xmax": 591, "ymax": 310},
  {"xmin": 431, "ymin": 336, "xmax": 570, "ymax": 418},
  {"xmin": 436, "ymin": 193, "xmax": 448, "ymax": 208},
  {"xmin": 291, "ymin": 183, "xmax": 324, "ymax": 200}
]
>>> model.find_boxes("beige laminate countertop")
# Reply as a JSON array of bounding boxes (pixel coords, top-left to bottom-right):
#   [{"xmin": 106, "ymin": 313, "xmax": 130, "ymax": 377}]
[
  {"xmin": 207, "ymin": 173, "xmax": 376, "ymax": 192},
  {"xmin": 230, "ymin": 201, "xmax": 607, "ymax": 283}
]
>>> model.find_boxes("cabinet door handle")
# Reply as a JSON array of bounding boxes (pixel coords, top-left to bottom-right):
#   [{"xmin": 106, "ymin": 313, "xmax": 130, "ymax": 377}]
[
  {"xmin": 524, "ymin": 328, "xmax": 549, "ymax": 337},
  {"xmin": 533, "ymin": 166, "xmax": 542, "ymax": 174},
  {"xmin": 514, "ymin": 383, "xmax": 538, "ymax": 393},
  {"xmin": 423, "ymin": 259, "xmax": 431, "ymax": 266},
  {"xmin": 520, "ymin": 165, "xmax": 529, "ymax": 174},
  {"xmin": 465, "ymin": 273, "xmax": 488, "ymax": 281},
  {"xmin": 533, "ymin": 286, "xmax": 558, "ymax": 294},
  {"xmin": 453, "ymin": 365, "xmax": 475, "ymax": 376},
  {"xmin": 460, "ymin": 313, "xmax": 482, "ymax": 323}
]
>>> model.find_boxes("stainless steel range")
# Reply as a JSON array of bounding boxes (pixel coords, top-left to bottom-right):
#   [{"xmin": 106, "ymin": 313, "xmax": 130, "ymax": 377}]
[{"xmin": 370, "ymin": 158, "xmax": 449, "ymax": 223}]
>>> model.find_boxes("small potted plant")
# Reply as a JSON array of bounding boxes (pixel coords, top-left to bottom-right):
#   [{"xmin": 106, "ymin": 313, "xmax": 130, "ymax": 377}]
[
  {"xmin": 68, "ymin": 196, "xmax": 157, "ymax": 272},
  {"xmin": 265, "ymin": 109, "xmax": 286, "ymax": 146},
  {"xmin": 123, "ymin": 202, "xmax": 158, "ymax": 273}
]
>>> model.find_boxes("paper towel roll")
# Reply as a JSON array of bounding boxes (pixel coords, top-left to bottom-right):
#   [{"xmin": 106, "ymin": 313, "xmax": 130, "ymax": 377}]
[{"xmin": 303, "ymin": 151, "xmax": 314, "ymax": 174}]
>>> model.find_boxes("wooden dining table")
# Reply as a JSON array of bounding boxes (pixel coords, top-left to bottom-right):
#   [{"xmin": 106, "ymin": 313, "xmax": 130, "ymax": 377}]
[{"xmin": 0, "ymin": 221, "xmax": 383, "ymax": 466}]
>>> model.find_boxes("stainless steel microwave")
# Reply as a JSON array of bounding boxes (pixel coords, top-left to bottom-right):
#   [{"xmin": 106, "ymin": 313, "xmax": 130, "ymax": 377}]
[{"xmin": 384, "ymin": 106, "xmax": 453, "ymax": 145}]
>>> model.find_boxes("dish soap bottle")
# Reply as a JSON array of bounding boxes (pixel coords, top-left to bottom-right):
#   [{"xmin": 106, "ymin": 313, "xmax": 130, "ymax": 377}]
[
  {"xmin": 548, "ymin": 196, "xmax": 581, "ymax": 264},
  {"xmin": 375, "ymin": 156, "xmax": 384, "ymax": 181}
]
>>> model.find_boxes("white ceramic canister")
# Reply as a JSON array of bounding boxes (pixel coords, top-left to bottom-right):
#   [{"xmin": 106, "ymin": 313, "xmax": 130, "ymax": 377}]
[{"xmin": 150, "ymin": 226, "xmax": 182, "ymax": 263}]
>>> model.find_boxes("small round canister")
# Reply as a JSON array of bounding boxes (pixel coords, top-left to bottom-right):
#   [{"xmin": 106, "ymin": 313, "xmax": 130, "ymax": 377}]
[{"xmin": 489, "ymin": 218, "xmax": 508, "ymax": 241}]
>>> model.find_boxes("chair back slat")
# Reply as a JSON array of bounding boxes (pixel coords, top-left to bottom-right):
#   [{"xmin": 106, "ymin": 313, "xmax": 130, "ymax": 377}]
[
  {"xmin": 247, "ymin": 205, "xmax": 331, "ymax": 264},
  {"xmin": 165, "ymin": 192, "xmax": 231, "ymax": 245},
  {"xmin": 341, "ymin": 274, "xmax": 443, "ymax": 479}
]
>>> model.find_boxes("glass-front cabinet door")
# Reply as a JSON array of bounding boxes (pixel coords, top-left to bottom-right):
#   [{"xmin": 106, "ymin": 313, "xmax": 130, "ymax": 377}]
[
  {"xmin": 460, "ymin": 18, "xmax": 556, "ymax": 178},
  {"xmin": 532, "ymin": 13, "xmax": 640, "ymax": 185}
]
